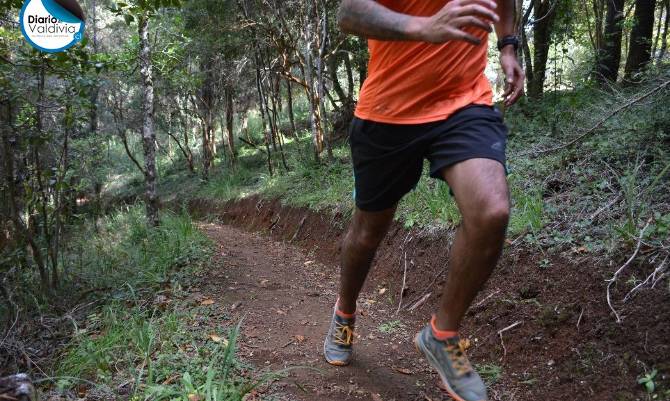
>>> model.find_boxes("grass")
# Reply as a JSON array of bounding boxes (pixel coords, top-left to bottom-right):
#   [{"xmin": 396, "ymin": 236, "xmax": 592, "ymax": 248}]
[
  {"xmin": 51, "ymin": 206, "xmax": 275, "ymax": 400},
  {"xmin": 476, "ymin": 363, "xmax": 503, "ymax": 386}
]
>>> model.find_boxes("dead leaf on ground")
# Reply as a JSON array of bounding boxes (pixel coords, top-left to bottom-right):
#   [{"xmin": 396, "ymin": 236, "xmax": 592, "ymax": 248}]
[
  {"xmin": 371, "ymin": 393, "xmax": 383, "ymax": 401},
  {"xmin": 304, "ymin": 260, "xmax": 314, "ymax": 265},
  {"xmin": 378, "ymin": 288, "xmax": 387, "ymax": 295},
  {"xmin": 188, "ymin": 394, "xmax": 202, "ymax": 401},
  {"xmin": 276, "ymin": 309, "xmax": 287, "ymax": 315},
  {"xmin": 209, "ymin": 334, "xmax": 229, "ymax": 346},
  {"xmin": 295, "ymin": 335, "xmax": 306, "ymax": 343},
  {"xmin": 392, "ymin": 366, "xmax": 413, "ymax": 375},
  {"xmin": 200, "ymin": 299, "xmax": 215, "ymax": 306}
]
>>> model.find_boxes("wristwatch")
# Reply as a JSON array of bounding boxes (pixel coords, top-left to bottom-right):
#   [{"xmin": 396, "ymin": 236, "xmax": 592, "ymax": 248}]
[{"xmin": 497, "ymin": 35, "xmax": 520, "ymax": 52}]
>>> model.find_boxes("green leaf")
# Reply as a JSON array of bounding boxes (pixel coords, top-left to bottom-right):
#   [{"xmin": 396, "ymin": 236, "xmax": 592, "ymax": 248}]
[{"xmin": 124, "ymin": 14, "xmax": 134, "ymax": 25}]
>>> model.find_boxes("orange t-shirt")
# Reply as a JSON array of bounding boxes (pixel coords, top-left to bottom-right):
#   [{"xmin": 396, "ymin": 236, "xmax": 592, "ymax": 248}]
[{"xmin": 354, "ymin": 0, "xmax": 493, "ymax": 124}]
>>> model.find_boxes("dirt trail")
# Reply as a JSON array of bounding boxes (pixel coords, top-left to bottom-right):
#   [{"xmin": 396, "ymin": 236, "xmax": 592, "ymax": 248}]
[
  {"xmin": 188, "ymin": 196, "xmax": 670, "ymax": 401},
  {"xmin": 197, "ymin": 222, "xmax": 456, "ymax": 401}
]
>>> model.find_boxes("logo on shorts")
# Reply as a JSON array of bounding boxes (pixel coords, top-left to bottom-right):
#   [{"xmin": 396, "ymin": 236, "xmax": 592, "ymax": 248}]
[
  {"xmin": 19, "ymin": 0, "xmax": 85, "ymax": 53},
  {"xmin": 491, "ymin": 141, "xmax": 504, "ymax": 152}
]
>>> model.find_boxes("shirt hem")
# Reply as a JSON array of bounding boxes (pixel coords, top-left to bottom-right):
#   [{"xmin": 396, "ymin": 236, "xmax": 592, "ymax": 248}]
[{"xmin": 354, "ymin": 100, "xmax": 494, "ymax": 125}]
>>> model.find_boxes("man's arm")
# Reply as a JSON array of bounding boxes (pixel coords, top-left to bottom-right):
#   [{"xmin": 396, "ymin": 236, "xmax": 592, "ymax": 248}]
[
  {"xmin": 337, "ymin": 0, "xmax": 500, "ymax": 45},
  {"xmin": 493, "ymin": 0, "xmax": 525, "ymax": 105}
]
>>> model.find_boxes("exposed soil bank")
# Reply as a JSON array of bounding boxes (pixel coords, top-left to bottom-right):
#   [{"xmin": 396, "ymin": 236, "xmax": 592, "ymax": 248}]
[{"xmin": 187, "ymin": 196, "xmax": 670, "ymax": 401}]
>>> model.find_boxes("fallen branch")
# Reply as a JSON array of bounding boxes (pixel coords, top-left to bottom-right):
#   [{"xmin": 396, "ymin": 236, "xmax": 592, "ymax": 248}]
[
  {"xmin": 606, "ymin": 218, "xmax": 653, "ymax": 323},
  {"xmin": 623, "ymin": 254, "xmax": 668, "ymax": 302},
  {"xmin": 524, "ymin": 79, "xmax": 670, "ymax": 157}
]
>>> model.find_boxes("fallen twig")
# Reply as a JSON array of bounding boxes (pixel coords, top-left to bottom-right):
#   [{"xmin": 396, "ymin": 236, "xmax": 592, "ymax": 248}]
[
  {"xmin": 498, "ymin": 320, "xmax": 522, "ymax": 359},
  {"xmin": 606, "ymin": 218, "xmax": 653, "ymax": 323},
  {"xmin": 396, "ymin": 252, "xmax": 408, "ymax": 315},
  {"xmin": 406, "ymin": 292, "xmax": 431, "ymax": 312},
  {"xmin": 576, "ymin": 307, "xmax": 584, "ymax": 329},
  {"xmin": 290, "ymin": 216, "xmax": 307, "ymax": 243},
  {"xmin": 475, "ymin": 289, "xmax": 500, "ymax": 308},
  {"xmin": 589, "ymin": 194, "xmax": 622, "ymax": 221}
]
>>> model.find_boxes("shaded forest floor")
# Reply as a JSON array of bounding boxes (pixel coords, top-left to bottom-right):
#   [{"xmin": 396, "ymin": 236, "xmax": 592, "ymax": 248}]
[{"xmin": 185, "ymin": 196, "xmax": 670, "ymax": 401}]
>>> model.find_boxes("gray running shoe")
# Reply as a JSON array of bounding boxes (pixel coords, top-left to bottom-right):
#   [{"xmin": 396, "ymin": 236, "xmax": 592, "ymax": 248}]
[
  {"xmin": 323, "ymin": 308, "xmax": 355, "ymax": 366},
  {"xmin": 414, "ymin": 325, "xmax": 487, "ymax": 401}
]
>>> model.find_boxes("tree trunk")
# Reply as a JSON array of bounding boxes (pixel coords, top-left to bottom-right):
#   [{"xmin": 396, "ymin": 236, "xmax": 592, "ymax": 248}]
[
  {"xmin": 658, "ymin": 0, "xmax": 670, "ymax": 60},
  {"xmin": 595, "ymin": 0, "xmax": 625, "ymax": 82},
  {"xmin": 328, "ymin": 52, "xmax": 347, "ymax": 105},
  {"xmin": 624, "ymin": 0, "xmax": 658, "ymax": 82},
  {"xmin": 138, "ymin": 14, "xmax": 159, "ymax": 227},
  {"xmin": 304, "ymin": 2, "xmax": 324, "ymax": 162},
  {"xmin": 343, "ymin": 50, "xmax": 355, "ymax": 101},
  {"xmin": 286, "ymin": 79, "xmax": 296, "ymax": 136},
  {"xmin": 652, "ymin": 1, "xmax": 664, "ymax": 56},
  {"xmin": 527, "ymin": 0, "xmax": 557, "ymax": 98},
  {"xmin": 225, "ymin": 88, "xmax": 236, "ymax": 163},
  {"xmin": 316, "ymin": 0, "xmax": 333, "ymax": 160},
  {"xmin": 356, "ymin": 36, "xmax": 367, "ymax": 90}
]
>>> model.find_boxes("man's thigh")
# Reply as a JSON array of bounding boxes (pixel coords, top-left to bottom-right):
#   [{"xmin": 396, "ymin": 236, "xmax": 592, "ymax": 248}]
[{"xmin": 440, "ymin": 158, "xmax": 509, "ymax": 222}]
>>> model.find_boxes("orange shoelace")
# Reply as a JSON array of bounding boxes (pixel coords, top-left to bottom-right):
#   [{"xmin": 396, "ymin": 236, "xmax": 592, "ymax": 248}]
[
  {"xmin": 445, "ymin": 338, "xmax": 473, "ymax": 376},
  {"xmin": 333, "ymin": 321, "xmax": 354, "ymax": 346}
]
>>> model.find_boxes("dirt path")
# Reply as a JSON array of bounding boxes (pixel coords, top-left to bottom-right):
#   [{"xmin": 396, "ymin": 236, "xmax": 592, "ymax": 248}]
[{"xmin": 197, "ymin": 222, "xmax": 458, "ymax": 401}]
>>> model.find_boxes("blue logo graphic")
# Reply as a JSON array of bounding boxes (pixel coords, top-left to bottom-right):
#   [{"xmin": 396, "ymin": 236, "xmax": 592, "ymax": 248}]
[{"xmin": 19, "ymin": 0, "xmax": 85, "ymax": 53}]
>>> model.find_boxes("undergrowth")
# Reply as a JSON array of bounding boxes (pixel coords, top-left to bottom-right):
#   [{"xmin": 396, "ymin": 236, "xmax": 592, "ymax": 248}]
[{"xmin": 49, "ymin": 206, "xmax": 271, "ymax": 400}]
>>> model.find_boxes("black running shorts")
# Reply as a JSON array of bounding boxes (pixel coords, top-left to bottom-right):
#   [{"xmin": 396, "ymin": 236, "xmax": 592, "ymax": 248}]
[{"xmin": 349, "ymin": 104, "xmax": 508, "ymax": 212}]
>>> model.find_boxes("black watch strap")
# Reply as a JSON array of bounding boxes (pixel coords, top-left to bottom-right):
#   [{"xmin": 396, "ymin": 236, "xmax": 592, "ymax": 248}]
[{"xmin": 497, "ymin": 35, "xmax": 519, "ymax": 51}]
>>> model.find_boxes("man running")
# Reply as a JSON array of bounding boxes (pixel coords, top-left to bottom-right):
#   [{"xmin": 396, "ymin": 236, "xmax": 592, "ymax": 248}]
[{"xmin": 323, "ymin": 1, "xmax": 524, "ymax": 400}]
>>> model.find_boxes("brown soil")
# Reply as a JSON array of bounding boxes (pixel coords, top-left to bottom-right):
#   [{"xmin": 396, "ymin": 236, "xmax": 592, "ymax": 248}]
[{"xmin": 188, "ymin": 196, "xmax": 670, "ymax": 401}]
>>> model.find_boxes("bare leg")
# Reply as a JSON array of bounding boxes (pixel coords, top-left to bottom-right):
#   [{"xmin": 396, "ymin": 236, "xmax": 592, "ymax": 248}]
[
  {"xmin": 434, "ymin": 158, "xmax": 510, "ymax": 331},
  {"xmin": 338, "ymin": 205, "xmax": 396, "ymax": 314}
]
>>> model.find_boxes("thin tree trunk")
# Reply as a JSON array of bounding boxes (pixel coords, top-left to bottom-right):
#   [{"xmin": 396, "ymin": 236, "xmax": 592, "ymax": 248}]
[
  {"xmin": 2, "ymin": 101, "xmax": 48, "ymax": 291},
  {"xmin": 254, "ymin": 58, "xmax": 273, "ymax": 175},
  {"xmin": 658, "ymin": 0, "xmax": 670, "ymax": 60},
  {"xmin": 317, "ymin": 0, "xmax": 333, "ymax": 160},
  {"xmin": 138, "ymin": 14, "xmax": 159, "ymax": 227},
  {"xmin": 343, "ymin": 51, "xmax": 355, "ymax": 101},
  {"xmin": 304, "ymin": 1, "xmax": 324, "ymax": 162},
  {"xmin": 286, "ymin": 79, "xmax": 296, "ymax": 136},
  {"xmin": 356, "ymin": 36, "xmax": 367, "ymax": 90},
  {"xmin": 328, "ymin": 52, "xmax": 347, "ymax": 104},
  {"xmin": 225, "ymin": 88, "xmax": 236, "ymax": 163}
]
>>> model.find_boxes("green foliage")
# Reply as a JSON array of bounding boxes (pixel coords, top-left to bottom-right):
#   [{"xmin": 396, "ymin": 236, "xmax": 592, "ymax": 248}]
[
  {"xmin": 56, "ymin": 206, "xmax": 270, "ymax": 400},
  {"xmin": 378, "ymin": 320, "xmax": 404, "ymax": 334},
  {"xmin": 638, "ymin": 369, "xmax": 658, "ymax": 394},
  {"xmin": 476, "ymin": 363, "xmax": 503, "ymax": 386}
]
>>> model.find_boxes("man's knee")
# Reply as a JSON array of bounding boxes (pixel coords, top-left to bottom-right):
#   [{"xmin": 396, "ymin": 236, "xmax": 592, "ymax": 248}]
[
  {"xmin": 347, "ymin": 224, "xmax": 387, "ymax": 251},
  {"xmin": 464, "ymin": 195, "xmax": 510, "ymax": 234}
]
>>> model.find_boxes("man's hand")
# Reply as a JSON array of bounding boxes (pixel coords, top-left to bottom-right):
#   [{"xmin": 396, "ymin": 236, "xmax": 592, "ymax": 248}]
[
  {"xmin": 499, "ymin": 47, "xmax": 524, "ymax": 106},
  {"xmin": 417, "ymin": 0, "xmax": 499, "ymax": 45},
  {"xmin": 338, "ymin": 0, "xmax": 498, "ymax": 43}
]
